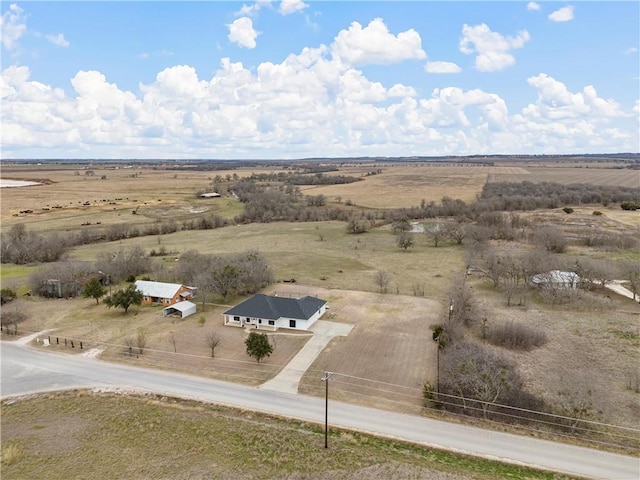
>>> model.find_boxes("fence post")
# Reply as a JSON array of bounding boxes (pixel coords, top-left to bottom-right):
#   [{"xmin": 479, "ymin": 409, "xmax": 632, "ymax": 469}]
[
  {"xmin": 57, "ymin": 337, "xmax": 59, "ymax": 344},
  {"xmin": 71, "ymin": 340, "xmax": 74, "ymax": 348},
  {"xmin": 65, "ymin": 338, "xmax": 67, "ymax": 346},
  {"xmin": 80, "ymin": 341, "xmax": 83, "ymax": 349}
]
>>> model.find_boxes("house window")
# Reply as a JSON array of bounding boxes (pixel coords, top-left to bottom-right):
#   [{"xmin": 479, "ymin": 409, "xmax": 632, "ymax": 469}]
[
  {"xmin": 268, "ymin": 320, "xmax": 275, "ymax": 326},
  {"xmin": 234, "ymin": 316, "xmax": 240, "ymax": 322},
  {"xmin": 258, "ymin": 319, "xmax": 262, "ymax": 324},
  {"xmin": 289, "ymin": 320, "xmax": 296, "ymax": 328}
]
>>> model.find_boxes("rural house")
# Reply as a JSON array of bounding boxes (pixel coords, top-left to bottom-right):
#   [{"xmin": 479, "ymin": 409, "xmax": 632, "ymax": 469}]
[
  {"xmin": 134, "ymin": 280, "xmax": 196, "ymax": 306},
  {"xmin": 223, "ymin": 294, "xmax": 327, "ymax": 331},
  {"xmin": 530, "ymin": 270, "xmax": 580, "ymax": 289}
]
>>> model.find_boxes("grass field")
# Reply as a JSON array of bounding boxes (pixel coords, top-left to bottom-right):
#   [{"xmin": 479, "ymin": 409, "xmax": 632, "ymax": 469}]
[
  {"xmin": 1, "ymin": 159, "xmax": 639, "ymax": 460},
  {"xmin": 0, "ymin": 391, "xmax": 572, "ymax": 480}
]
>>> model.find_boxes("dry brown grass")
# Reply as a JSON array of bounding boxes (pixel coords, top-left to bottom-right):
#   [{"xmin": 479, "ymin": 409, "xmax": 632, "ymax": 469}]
[
  {"xmin": 300, "ymin": 164, "xmax": 494, "ymax": 208},
  {"xmin": 490, "ymin": 165, "xmax": 640, "ymax": 188},
  {"xmin": 1, "ymin": 391, "xmax": 560, "ymax": 480}
]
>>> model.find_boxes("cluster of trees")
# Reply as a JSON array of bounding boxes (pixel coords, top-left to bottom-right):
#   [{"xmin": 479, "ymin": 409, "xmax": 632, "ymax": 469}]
[
  {"xmin": 427, "ymin": 279, "xmax": 548, "ymax": 422},
  {"xmin": 96, "ymin": 246, "xmax": 151, "ymax": 283},
  {"xmin": 247, "ymin": 172, "xmax": 361, "ymax": 185},
  {"xmin": 480, "ymin": 181, "xmax": 640, "ymax": 211},
  {"xmin": 171, "ymin": 250, "xmax": 273, "ymax": 303},
  {"xmin": 1, "ymin": 224, "xmax": 69, "ymax": 264}
]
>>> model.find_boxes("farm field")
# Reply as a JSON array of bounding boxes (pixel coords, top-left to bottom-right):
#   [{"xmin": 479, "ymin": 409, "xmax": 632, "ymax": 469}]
[{"xmin": 489, "ymin": 165, "xmax": 640, "ymax": 188}]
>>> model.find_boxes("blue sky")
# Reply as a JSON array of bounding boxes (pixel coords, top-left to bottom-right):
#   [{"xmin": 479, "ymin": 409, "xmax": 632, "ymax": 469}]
[{"xmin": 1, "ymin": 1, "xmax": 638, "ymax": 159}]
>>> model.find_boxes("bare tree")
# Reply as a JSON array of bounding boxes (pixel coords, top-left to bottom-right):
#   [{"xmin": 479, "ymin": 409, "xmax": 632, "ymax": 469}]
[
  {"xmin": 396, "ymin": 231, "xmax": 414, "ymax": 251},
  {"xmin": 373, "ymin": 270, "xmax": 391, "ymax": 294},
  {"xmin": 169, "ymin": 331, "xmax": 177, "ymax": 353},
  {"xmin": 424, "ymin": 223, "xmax": 447, "ymax": 247},
  {"xmin": 441, "ymin": 341, "xmax": 523, "ymax": 418},
  {"xmin": 0, "ymin": 309, "xmax": 27, "ymax": 335},
  {"xmin": 205, "ymin": 331, "xmax": 221, "ymax": 358},
  {"xmin": 621, "ymin": 260, "xmax": 640, "ymax": 301},
  {"xmin": 124, "ymin": 336, "xmax": 135, "ymax": 356},
  {"xmin": 136, "ymin": 328, "xmax": 148, "ymax": 355},
  {"xmin": 531, "ymin": 226, "xmax": 567, "ymax": 253},
  {"xmin": 445, "ymin": 221, "xmax": 467, "ymax": 245}
]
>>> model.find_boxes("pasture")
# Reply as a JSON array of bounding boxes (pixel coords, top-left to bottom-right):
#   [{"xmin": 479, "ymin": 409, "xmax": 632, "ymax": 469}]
[{"xmin": 2, "ymin": 158, "xmax": 639, "ymax": 448}]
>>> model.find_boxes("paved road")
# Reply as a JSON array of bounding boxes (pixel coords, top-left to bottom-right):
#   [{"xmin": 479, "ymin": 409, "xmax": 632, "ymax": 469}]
[{"xmin": 1, "ymin": 341, "xmax": 638, "ymax": 479}]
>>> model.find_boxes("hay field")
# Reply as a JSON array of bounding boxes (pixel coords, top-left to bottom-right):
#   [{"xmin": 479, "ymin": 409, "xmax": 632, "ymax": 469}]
[
  {"xmin": 300, "ymin": 164, "xmax": 493, "ymax": 208},
  {"xmin": 489, "ymin": 166, "xmax": 640, "ymax": 187}
]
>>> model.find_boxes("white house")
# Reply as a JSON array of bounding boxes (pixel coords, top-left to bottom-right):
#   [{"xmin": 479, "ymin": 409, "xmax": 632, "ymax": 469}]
[
  {"xmin": 223, "ymin": 294, "xmax": 327, "ymax": 331},
  {"xmin": 530, "ymin": 270, "xmax": 580, "ymax": 289}
]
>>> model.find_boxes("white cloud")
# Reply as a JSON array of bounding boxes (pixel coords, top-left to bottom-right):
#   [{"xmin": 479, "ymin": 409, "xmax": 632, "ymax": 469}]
[
  {"xmin": 424, "ymin": 61, "xmax": 461, "ymax": 74},
  {"xmin": 1, "ymin": 3, "xmax": 27, "ymax": 50},
  {"xmin": 331, "ymin": 18, "xmax": 426, "ymax": 66},
  {"xmin": 46, "ymin": 33, "xmax": 69, "ymax": 48},
  {"xmin": 236, "ymin": 0, "xmax": 272, "ymax": 17},
  {"xmin": 1, "ymin": 52, "xmax": 637, "ymax": 158},
  {"xmin": 527, "ymin": 2, "xmax": 540, "ymax": 11},
  {"xmin": 279, "ymin": 0, "xmax": 308, "ymax": 16},
  {"xmin": 459, "ymin": 23, "xmax": 529, "ymax": 72},
  {"xmin": 138, "ymin": 49, "xmax": 174, "ymax": 60},
  {"xmin": 625, "ymin": 47, "xmax": 638, "ymax": 55},
  {"xmin": 526, "ymin": 73, "xmax": 624, "ymax": 119},
  {"xmin": 548, "ymin": 6, "xmax": 574, "ymax": 22},
  {"xmin": 227, "ymin": 17, "xmax": 259, "ymax": 49}
]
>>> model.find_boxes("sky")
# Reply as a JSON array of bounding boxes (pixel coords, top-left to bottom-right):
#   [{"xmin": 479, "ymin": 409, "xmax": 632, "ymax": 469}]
[{"xmin": 1, "ymin": 1, "xmax": 639, "ymax": 160}]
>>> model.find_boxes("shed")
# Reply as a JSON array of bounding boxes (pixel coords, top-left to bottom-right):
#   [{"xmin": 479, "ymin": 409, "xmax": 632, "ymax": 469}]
[{"xmin": 163, "ymin": 300, "xmax": 197, "ymax": 319}]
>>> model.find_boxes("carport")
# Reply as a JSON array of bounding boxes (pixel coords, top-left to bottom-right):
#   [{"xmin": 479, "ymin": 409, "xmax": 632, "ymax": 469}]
[{"xmin": 162, "ymin": 300, "xmax": 196, "ymax": 319}]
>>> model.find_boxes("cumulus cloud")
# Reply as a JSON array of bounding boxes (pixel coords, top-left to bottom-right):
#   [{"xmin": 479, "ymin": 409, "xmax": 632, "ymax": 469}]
[
  {"xmin": 227, "ymin": 17, "xmax": 259, "ymax": 49},
  {"xmin": 1, "ymin": 3, "xmax": 27, "ymax": 50},
  {"xmin": 279, "ymin": 0, "xmax": 308, "ymax": 15},
  {"xmin": 459, "ymin": 23, "xmax": 530, "ymax": 72},
  {"xmin": 1, "ymin": 50, "xmax": 637, "ymax": 158},
  {"xmin": 548, "ymin": 6, "xmax": 574, "ymax": 22},
  {"xmin": 331, "ymin": 18, "xmax": 426, "ymax": 66},
  {"xmin": 425, "ymin": 61, "xmax": 461, "ymax": 74},
  {"xmin": 527, "ymin": 2, "xmax": 540, "ymax": 11},
  {"xmin": 46, "ymin": 33, "xmax": 69, "ymax": 47},
  {"xmin": 525, "ymin": 73, "xmax": 624, "ymax": 120}
]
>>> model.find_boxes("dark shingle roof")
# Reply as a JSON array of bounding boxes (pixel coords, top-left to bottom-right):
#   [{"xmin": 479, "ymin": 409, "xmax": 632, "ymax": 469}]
[{"xmin": 223, "ymin": 294, "xmax": 326, "ymax": 321}]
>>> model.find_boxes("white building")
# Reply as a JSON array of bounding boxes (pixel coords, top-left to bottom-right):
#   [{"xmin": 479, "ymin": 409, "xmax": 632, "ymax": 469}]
[{"xmin": 223, "ymin": 294, "xmax": 327, "ymax": 331}]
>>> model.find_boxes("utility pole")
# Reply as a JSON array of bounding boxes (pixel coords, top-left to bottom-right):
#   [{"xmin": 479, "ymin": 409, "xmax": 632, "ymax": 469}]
[{"xmin": 321, "ymin": 371, "xmax": 333, "ymax": 449}]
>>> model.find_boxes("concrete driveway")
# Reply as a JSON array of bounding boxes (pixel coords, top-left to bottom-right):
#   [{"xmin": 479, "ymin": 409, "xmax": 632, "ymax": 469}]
[{"xmin": 259, "ymin": 320, "xmax": 353, "ymax": 394}]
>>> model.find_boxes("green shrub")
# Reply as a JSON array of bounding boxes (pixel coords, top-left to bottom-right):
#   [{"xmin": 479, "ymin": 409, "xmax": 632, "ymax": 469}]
[{"xmin": 562, "ymin": 207, "xmax": 574, "ymax": 214}]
